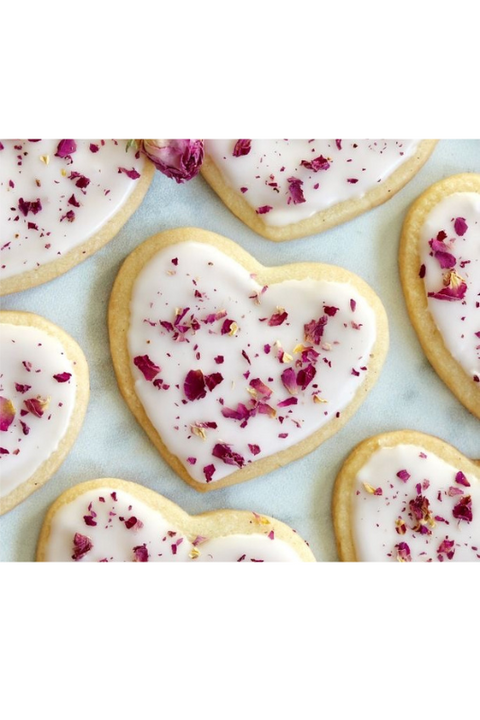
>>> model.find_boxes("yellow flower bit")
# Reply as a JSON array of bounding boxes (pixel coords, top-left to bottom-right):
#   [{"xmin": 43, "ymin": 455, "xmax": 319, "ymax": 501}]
[
  {"xmin": 61, "ymin": 168, "xmax": 67, "ymax": 177},
  {"xmin": 313, "ymin": 395, "xmax": 328, "ymax": 404},
  {"xmin": 189, "ymin": 548, "xmax": 200, "ymax": 560},
  {"xmin": 363, "ymin": 483, "xmax": 377, "ymax": 494},
  {"xmin": 246, "ymin": 386, "xmax": 257, "ymax": 398},
  {"xmin": 166, "ymin": 270, "xmax": 176, "ymax": 276},
  {"xmin": 444, "ymin": 269, "xmax": 466, "ymax": 288},
  {"xmin": 228, "ymin": 321, "xmax": 238, "ymax": 336},
  {"xmin": 40, "ymin": 154, "xmax": 50, "ymax": 165},
  {"xmin": 252, "ymin": 512, "xmax": 270, "ymax": 525},
  {"xmin": 191, "ymin": 424, "xmax": 207, "ymax": 440}
]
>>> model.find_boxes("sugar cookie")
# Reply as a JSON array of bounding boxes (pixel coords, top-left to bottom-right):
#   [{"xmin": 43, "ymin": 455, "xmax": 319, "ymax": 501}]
[
  {"xmin": 333, "ymin": 430, "xmax": 480, "ymax": 562},
  {"xmin": 201, "ymin": 139, "xmax": 437, "ymax": 241},
  {"xmin": 0, "ymin": 139, "xmax": 154, "ymax": 295},
  {"xmin": 0, "ymin": 311, "xmax": 89, "ymax": 514},
  {"xmin": 400, "ymin": 173, "xmax": 480, "ymax": 418},
  {"xmin": 109, "ymin": 227, "xmax": 388, "ymax": 491},
  {"xmin": 36, "ymin": 477, "xmax": 315, "ymax": 562}
]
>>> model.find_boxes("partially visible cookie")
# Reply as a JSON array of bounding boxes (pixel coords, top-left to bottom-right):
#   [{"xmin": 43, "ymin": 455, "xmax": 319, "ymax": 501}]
[
  {"xmin": 109, "ymin": 227, "xmax": 389, "ymax": 492},
  {"xmin": 332, "ymin": 431, "xmax": 480, "ymax": 562},
  {"xmin": 201, "ymin": 139, "xmax": 437, "ymax": 241},
  {"xmin": 0, "ymin": 139, "xmax": 154, "ymax": 295},
  {"xmin": 400, "ymin": 173, "xmax": 480, "ymax": 418},
  {"xmin": 36, "ymin": 478, "xmax": 315, "ymax": 562},
  {"xmin": 0, "ymin": 311, "xmax": 89, "ymax": 514}
]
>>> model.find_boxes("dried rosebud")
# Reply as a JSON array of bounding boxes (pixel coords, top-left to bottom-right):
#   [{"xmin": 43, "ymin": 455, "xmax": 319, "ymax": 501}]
[
  {"xmin": 0, "ymin": 397, "xmax": 15, "ymax": 432},
  {"xmin": 140, "ymin": 139, "xmax": 204, "ymax": 183}
]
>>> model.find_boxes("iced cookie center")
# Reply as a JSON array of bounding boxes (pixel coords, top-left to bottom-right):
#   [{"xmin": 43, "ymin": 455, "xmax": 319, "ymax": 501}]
[
  {"xmin": 43, "ymin": 487, "xmax": 304, "ymax": 562},
  {"xmin": 0, "ymin": 324, "xmax": 76, "ymax": 498},
  {"xmin": 128, "ymin": 241, "xmax": 377, "ymax": 484},
  {"xmin": 205, "ymin": 139, "xmax": 420, "ymax": 227},
  {"xmin": 419, "ymin": 191, "xmax": 480, "ymax": 382},
  {"xmin": 0, "ymin": 139, "xmax": 146, "ymax": 280},
  {"xmin": 351, "ymin": 445, "xmax": 480, "ymax": 562}
]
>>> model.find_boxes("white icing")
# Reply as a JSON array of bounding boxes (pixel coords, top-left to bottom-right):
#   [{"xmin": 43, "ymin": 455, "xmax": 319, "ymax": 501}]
[
  {"xmin": 128, "ymin": 241, "xmax": 377, "ymax": 484},
  {"xmin": 0, "ymin": 324, "xmax": 76, "ymax": 498},
  {"xmin": 419, "ymin": 191, "xmax": 480, "ymax": 380},
  {"xmin": 0, "ymin": 139, "xmax": 146, "ymax": 280},
  {"xmin": 351, "ymin": 445, "xmax": 480, "ymax": 562},
  {"xmin": 205, "ymin": 139, "xmax": 420, "ymax": 226},
  {"xmin": 43, "ymin": 487, "xmax": 304, "ymax": 562}
]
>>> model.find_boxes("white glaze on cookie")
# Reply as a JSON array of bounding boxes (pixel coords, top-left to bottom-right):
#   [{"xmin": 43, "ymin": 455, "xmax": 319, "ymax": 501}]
[
  {"xmin": 0, "ymin": 324, "xmax": 76, "ymax": 498},
  {"xmin": 0, "ymin": 139, "xmax": 146, "ymax": 280},
  {"xmin": 419, "ymin": 192, "xmax": 480, "ymax": 382},
  {"xmin": 205, "ymin": 139, "xmax": 420, "ymax": 227},
  {"xmin": 351, "ymin": 445, "xmax": 480, "ymax": 562},
  {"xmin": 43, "ymin": 487, "xmax": 304, "ymax": 562},
  {"xmin": 128, "ymin": 241, "xmax": 377, "ymax": 484}
]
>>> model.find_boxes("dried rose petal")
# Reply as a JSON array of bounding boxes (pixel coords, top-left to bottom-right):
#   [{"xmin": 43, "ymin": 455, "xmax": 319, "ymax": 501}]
[
  {"xmin": 452, "ymin": 495, "xmax": 472, "ymax": 523},
  {"xmin": 396, "ymin": 469, "xmax": 410, "ymax": 483},
  {"xmin": 212, "ymin": 443, "xmax": 245, "ymax": 468},
  {"xmin": 220, "ymin": 318, "xmax": 237, "ymax": 335},
  {"xmin": 454, "ymin": 217, "xmax": 468, "ymax": 236},
  {"xmin": 287, "ymin": 176, "xmax": 306, "ymax": 204},
  {"xmin": 297, "ymin": 364, "xmax": 316, "ymax": 390},
  {"xmin": 428, "ymin": 270, "xmax": 468, "ymax": 301},
  {"xmin": 141, "ymin": 139, "xmax": 204, "ymax": 183},
  {"xmin": 133, "ymin": 544, "xmax": 149, "ymax": 562},
  {"xmin": 268, "ymin": 309, "xmax": 288, "ymax": 326},
  {"xmin": 204, "ymin": 372, "xmax": 224, "ymax": 392},
  {"xmin": 0, "ymin": 397, "xmax": 15, "ymax": 432},
  {"xmin": 203, "ymin": 464, "xmax": 216, "ymax": 482},
  {"xmin": 304, "ymin": 315, "xmax": 328, "ymax": 345},
  {"xmin": 248, "ymin": 444, "xmax": 261, "ymax": 455},
  {"xmin": 233, "ymin": 139, "xmax": 252, "ymax": 157},
  {"xmin": 72, "ymin": 533, "xmax": 93, "ymax": 561},
  {"xmin": 14, "ymin": 383, "xmax": 31, "ymax": 394},
  {"xmin": 256, "ymin": 205, "xmax": 273, "ymax": 214},
  {"xmin": 53, "ymin": 372, "xmax": 72, "ymax": 383},
  {"xmin": 277, "ymin": 397, "xmax": 298, "ymax": 407},
  {"xmin": 184, "ymin": 369, "xmax": 207, "ymax": 401},
  {"xmin": 55, "ymin": 139, "xmax": 77, "ymax": 158},
  {"xmin": 300, "ymin": 155, "xmax": 330, "ymax": 171},
  {"xmin": 437, "ymin": 537, "xmax": 455, "ymax": 561},
  {"xmin": 18, "ymin": 198, "xmax": 42, "ymax": 216},
  {"xmin": 249, "ymin": 378, "xmax": 272, "ymax": 399},
  {"xmin": 221, "ymin": 403, "xmax": 251, "ymax": 422},
  {"xmin": 395, "ymin": 542, "xmax": 412, "ymax": 562},
  {"xmin": 118, "ymin": 167, "xmax": 141, "ymax": 180},
  {"xmin": 281, "ymin": 367, "xmax": 297, "ymax": 395},
  {"xmin": 323, "ymin": 305, "xmax": 339, "ymax": 317},
  {"xmin": 134, "ymin": 355, "xmax": 161, "ymax": 381},
  {"xmin": 24, "ymin": 396, "xmax": 49, "ymax": 418},
  {"xmin": 429, "ymin": 236, "xmax": 457, "ymax": 269},
  {"xmin": 455, "ymin": 471, "xmax": 470, "ymax": 487}
]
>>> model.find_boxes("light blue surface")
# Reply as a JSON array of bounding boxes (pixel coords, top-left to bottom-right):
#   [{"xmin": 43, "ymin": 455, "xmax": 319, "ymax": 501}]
[{"xmin": 1, "ymin": 140, "xmax": 479, "ymax": 562}]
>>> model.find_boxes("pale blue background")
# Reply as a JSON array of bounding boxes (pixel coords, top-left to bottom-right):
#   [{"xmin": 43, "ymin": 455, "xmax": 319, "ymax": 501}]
[{"xmin": 1, "ymin": 139, "xmax": 479, "ymax": 562}]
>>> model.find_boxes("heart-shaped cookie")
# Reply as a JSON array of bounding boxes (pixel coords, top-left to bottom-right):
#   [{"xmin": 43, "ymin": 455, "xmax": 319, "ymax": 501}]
[
  {"xmin": 0, "ymin": 311, "xmax": 89, "ymax": 514},
  {"xmin": 201, "ymin": 139, "xmax": 437, "ymax": 241},
  {"xmin": 333, "ymin": 430, "xmax": 480, "ymax": 562},
  {"xmin": 36, "ymin": 478, "xmax": 315, "ymax": 562},
  {"xmin": 109, "ymin": 227, "xmax": 389, "ymax": 491},
  {"xmin": 400, "ymin": 173, "xmax": 480, "ymax": 418},
  {"xmin": 0, "ymin": 139, "xmax": 154, "ymax": 296}
]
